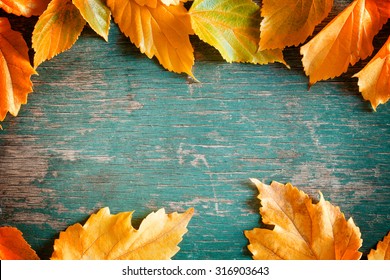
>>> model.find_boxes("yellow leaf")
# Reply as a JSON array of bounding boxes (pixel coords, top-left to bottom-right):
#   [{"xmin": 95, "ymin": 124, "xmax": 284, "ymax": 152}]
[
  {"xmin": 190, "ymin": 0, "xmax": 287, "ymax": 66},
  {"xmin": 0, "ymin": 0, "xmax": 50, "ymax": 17},
  {"xmin": 32, "ymin": 0, "xmax": 86, "ymax": 68},
  {"xmin": 161, "ymin": 0, "xmax": 188, "ymax": 6},
  {"xmin": 245, "ymin": 179, "xmax": 362, "ymax": 260},
  {"xmin": 0, "ymin": 226, "xmax": 39, "ymax": 260},
  {"xmin": 0, "ymin": 18, "xmax": 36, "ymax": 121},
  {"xmin": 300, "ymin": 0, "xmax": 389, "ymax": 86},
  {"xmin": 51, "ymin": 207, "xmax": 194, "ymax": 260},
  {"xmin": 353, "ymin": 36, "xmax": 390, "ymax": 110},
  {"xmin": 368, "ymin": 232, "xmax": 390, "ymax": 260},
  {"xmin": 259, "ymin": 0, "xmax": 333, "ymax": 50},
  {"xmin": 72, "ymin": 0, "xmax": 111, "ymax": 41},
  {"xmin": 107, "ymin": 0, "xmax": 195, "ymax": 77}
]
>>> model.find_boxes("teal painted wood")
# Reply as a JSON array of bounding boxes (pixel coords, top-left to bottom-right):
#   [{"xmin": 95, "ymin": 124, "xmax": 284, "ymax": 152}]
[{"xmin": 0, "ymin": 1, "xmax": 389, "ymax": 260}]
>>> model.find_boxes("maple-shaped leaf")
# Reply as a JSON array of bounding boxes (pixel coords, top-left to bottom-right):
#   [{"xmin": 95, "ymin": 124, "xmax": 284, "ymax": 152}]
[
  {"xmin": 300, "ymin": 0, "xmax": 390, "ymax": 86},
  {"xmin": 0, "ymin": 0, "xmax": 50, "ymax": 17},
  {"xmin": 245, "ymin": 179, "xmax": 362, "ymax": 260},
  {"xmin": 51, "ymin": 207, "xmax": 194, "ymax": 260},
  {"xmin": 32, "ymin": 0, "xmax": 86, "ymax": 68},
  {"xmin": 353, "ymin": 36, "xmax": 390, "ymax": 110},
  {"xmin": 259, "ymin": 0, "xmax": 333, "ymax": 50},
  {"xmin": 72, "ymin": 0, "xmax": 111, "ymax": 41},
  {"xmin": 368, "ymin": 232, "xmax": 390, "ymax": 260},
  {"xmin": 0, "ymin": 18, "xmax": 36, "ymax": 122},
  {"xmin": 0, "ymin": 227, "xmax": 39, "ymax": 260},
  {"xmin": 107, "ymin": 0, "xmax": 195, "ymax": 77},
  {"xmin": 189, "ymin": 0, "xmax": 287, "ymax": 66}
]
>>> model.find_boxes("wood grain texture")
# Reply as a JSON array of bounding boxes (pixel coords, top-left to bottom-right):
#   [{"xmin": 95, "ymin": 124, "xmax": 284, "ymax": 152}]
[{"xmin": 0, "ymin": 1, "xmax": 389, "ymax": 260}]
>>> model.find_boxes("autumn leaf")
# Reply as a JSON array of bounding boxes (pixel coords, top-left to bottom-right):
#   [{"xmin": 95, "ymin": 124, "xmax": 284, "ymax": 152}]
[
  {"xmin": 72, "ymin": 0, "xmax": 111, "ymax": 41},
  {"xmin": 107, "ymin": 0, "xmax": 195, "ymax": 77},
  {"xmin": 0, "ymin": 0, "xmax": 50, "ymax": 17},
  {"xmin": 368, "ymin": 232, "xmax": 390, "ymax": 260},
  {"xmin": 32, "ymin": 0, "xmax": 86, "ymax": 68},
  {"xmin": 162, "ymin": 0, "xmax": 188, "ymax": 6},
  {"xmin": 141, "ymin": 0, "xmax": 188, "ymax": 6},
  {"xmin": 245, "ymin": 179, "xmax": 362, "ymax": 260},
  {"xmin": 51, "ymin": 207, "xmax": 194, "ymax": 260},
  {"xmin": 259, "ymin": 0, "xmax": 333, "ymax": 50},
  {"xmin": 0, "ymin": 18, "xmax": 36, "ymax": 122},
  {"xmin": 0, "ymin": 226, "xmax": 39, "ymax": 260},
  {"xmin": 300, "ymin": 0, "xmax": 390, "ymax": 86},
  {"xmin": 189, "ymin": 0, "xmax": 287, "ymax": 66},
  {"xmin": 353, "ymin": 36, "xmax": 390, "ymax": 111}
]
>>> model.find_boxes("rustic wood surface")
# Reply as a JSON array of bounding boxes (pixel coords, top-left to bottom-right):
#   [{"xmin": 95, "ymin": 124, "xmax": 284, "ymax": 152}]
[{"xmin": 0, "ymin": 1, "xmax": 389, "ymax": 260}]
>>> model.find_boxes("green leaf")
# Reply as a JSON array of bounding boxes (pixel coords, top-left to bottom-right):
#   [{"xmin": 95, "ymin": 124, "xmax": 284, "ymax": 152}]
[
  {"xmin": 189, "ymin": 0, "xmax": 287, "ymax": 66},
  {"xmin": 72, "ymin": 0, "xmax": 111, "ymax": 41}
]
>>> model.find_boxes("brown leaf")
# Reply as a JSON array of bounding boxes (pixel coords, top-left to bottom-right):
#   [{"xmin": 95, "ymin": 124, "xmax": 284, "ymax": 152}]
[
  {"xmin": 51, "ymin": 207, "xmax": 194, "ymax": 260},
  {"xmin": 245, "ymin": 179, "xmax": 362, "ymax": 260}
]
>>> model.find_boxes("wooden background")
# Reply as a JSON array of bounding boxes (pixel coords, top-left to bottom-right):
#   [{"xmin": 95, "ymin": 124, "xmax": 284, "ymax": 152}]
[{"xmin": 0, "ymin": 1, "xmax": 389, "ymax": 260}]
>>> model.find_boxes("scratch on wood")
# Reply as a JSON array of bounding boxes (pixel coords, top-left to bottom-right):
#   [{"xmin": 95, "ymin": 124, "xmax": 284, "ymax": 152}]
[{"xmin": 169, "ymin": 197, "xmax": 234, "ymax": 216}]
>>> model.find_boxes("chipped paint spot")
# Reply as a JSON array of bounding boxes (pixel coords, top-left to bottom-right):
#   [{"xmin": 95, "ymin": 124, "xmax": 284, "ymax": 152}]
[
  {"xmin": 169, "ymin": 197, "xmax": 233, "ymax": 216},
  {"xmin": 177, "ymin": 143, "xmax": 209, "ymax": 168},
  {"xmin": 127, "ymin": 94, "xmax": 143, "ymax": 113}
]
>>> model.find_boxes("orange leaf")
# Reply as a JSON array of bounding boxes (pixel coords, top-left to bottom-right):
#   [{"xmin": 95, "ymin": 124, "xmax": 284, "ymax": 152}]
[
  {"xmin": 300, "ymin": 0, "xmax": 389, "ymax": 86},
  {"xmin": 0, "ymin": 18, "xmax": 36, "ymax": 121},
  {"xmin": 51, "ymin": 207, "xmax": 194, "ymax": 260},
  {"xmin": 0, "ymin": 0, "xmax": 50, "ymax": 17},
  {"xmin": 368, "ymin": 232, "xmax": 390, "ymax": 260},
  {"xmin": 259, "ymin": 0, "xmax": 333, "ymax": 50},
  {"xmin": 161, "ymin": 0, "xmax": 188, "ymax": 6},
  {"xmin": 107, "ymin": 0, "xmax": 195, "ymax": 77},
  {"xmin": 245, "ymin": 179, "xmax": 362, "ymax": 260},
  {"xmin": 353, "ymin": 36, "xmax": 390, "ymax": 110},
  {"xmin": 32, "ymin": 0, "xmax": 86, "ymax": 68},
  {"xmin": 0, "ymin": 227, "xmax": 39, "ymax": 260}
]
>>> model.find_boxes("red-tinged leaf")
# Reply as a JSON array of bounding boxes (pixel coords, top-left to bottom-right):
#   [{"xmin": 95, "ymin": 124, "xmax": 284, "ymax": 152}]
[
  {"xmin": 0, "ymin": 18, "xmax": 36, "ymax": 121},
  {"xmin": 300, "ymin": 0, "xmax": 389, "ymax": 86},
  {"xmin": 0, "ymin": 0, "xmax": 50, "ymax": 17},
  {"xmin": 0, "ymin": 227, "xmax": 39, "ymax": 260},
  {"xmin": 32, "ymin": 0, "xmax": 86, "ymax": 68}
]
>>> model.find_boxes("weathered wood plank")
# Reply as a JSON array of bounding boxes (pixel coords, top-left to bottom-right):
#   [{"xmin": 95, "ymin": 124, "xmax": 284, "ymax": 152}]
[{"xmin": 0, "ymin": 1, "xmax": 389, "ymax": 260}]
